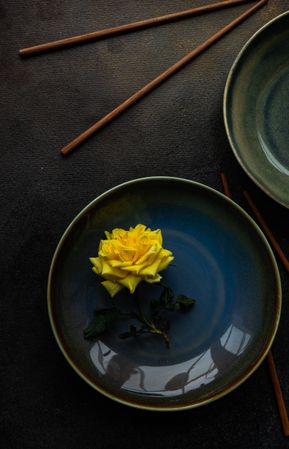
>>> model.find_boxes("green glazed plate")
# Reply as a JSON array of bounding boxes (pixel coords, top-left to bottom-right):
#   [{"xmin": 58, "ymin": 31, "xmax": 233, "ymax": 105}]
[
  {"xmin": 224, "ymin": 11, "xmax": 289, "ymax": 208},
  {"xmin": 48, "ymin": 177, "xmax": 281, "ymax": 410}
]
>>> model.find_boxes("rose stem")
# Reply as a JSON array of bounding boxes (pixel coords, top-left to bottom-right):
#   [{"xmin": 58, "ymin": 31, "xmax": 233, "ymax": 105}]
[{"xmin": 136, "ymin": 296, "xmax": 170, "ymax": 347}]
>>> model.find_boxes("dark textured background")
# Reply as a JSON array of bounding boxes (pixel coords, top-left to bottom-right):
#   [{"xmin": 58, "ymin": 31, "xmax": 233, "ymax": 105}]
[{"xmin": 1, "ymin": 1, "xmax": 289, "ymax": 448}]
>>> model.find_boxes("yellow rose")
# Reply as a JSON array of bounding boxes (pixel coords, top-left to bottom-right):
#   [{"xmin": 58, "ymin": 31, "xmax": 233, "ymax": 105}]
[{"xmin": 90, "ymin": 224, "xmax": 174, "ymax": 297}]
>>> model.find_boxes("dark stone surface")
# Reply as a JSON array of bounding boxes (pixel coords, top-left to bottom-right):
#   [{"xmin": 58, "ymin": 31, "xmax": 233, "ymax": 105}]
[{"xmin": 1, "ymin": 1, "xmax": 289, "ymax": 448}]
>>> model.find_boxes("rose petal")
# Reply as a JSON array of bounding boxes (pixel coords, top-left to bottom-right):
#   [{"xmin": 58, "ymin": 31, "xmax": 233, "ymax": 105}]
[
  {"xmin": 111, "ymin": 228, "xmax": 127, "ymax": 239},
  {"xmin": 90, "ymin": 257, "xmax": 102, "ymax": 274},
  {"xmin": 101, "ymin": 280, "xmax": 124, "ymax": 297},
  {"xmin": 101, "ymin": 259, "xmax": 127, "ymax": 278},
  {"xmin": 158, "ymin": 255, "xmax": 174, "ymax": 272},
  {"xmin": 122, "ymin": 264, "xmax": 141, "ymax": 273},
  {"xmin": 110, "ymin": 260, "xmax": 132, "ymax": 268},
  {"xmin": 133, "ymin": 224, "xmax": 147, "ymax": 234},
  {"xmin": 139, "ymin": 256, "xmax": 162, "ymax": 276},
  {"xmin": 137, "ymin": 243, "xmax": 161, "ymax": 265},
  {"xmin": 118, "ymin": 275, "xmax": 142, "ymax": 293},
  {"xmin": 144, "ymin": 274, "xmax": 162, "ymax": 283}
]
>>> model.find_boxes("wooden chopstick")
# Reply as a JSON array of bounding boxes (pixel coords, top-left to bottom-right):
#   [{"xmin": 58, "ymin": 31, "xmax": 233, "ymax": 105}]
[
  {"xmin": 244, "ymin": 191, "xmax": 289, "ymax": 274},
  {"xmin": 220, "ymin": 173, "xmax": 289, "ymax": 437},
  {"xmin": 220, "ymin": 173, "xmax": 232, "ymax": 199},
  {"xmin": 61, "ymin": 0, "xmax": 268, "ymax": 156},
  {"xmin": 244, "ymin": 191, "xmax": 289, "ymax": 435},
  {"xmin": 19, "ymin": 0, "xmax": 256, "ymax": 57},
  {"xmin": 267, "ymin": 352, "xmax": 289, "ymax": 437}
]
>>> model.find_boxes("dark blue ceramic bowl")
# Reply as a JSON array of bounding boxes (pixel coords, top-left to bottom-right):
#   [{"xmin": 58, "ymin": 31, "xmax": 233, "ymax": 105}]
[
  {"xmin": 224, "ymin": 11, "xmax": 289, "ymax": 208},
  {"xmin": 48, "ymin": 177, "xmax": 281, "ymax": 410}
]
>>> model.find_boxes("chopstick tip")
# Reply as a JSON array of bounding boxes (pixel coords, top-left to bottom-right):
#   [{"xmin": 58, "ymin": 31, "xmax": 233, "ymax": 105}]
[
  {"xmin": 243, "ymin": 191, "xmax": 251, "ymax": 201},
  {"xmin": 60, "ymin": 148, "xmax": 68, "ymax": 157},
  {"xmin": 220, "ymin": 172, "xmax": 232, "ymax": 199}
]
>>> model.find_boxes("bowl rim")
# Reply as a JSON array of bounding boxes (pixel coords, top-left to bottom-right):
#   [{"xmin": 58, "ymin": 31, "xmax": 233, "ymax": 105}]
[
  {"xmin": 223, "ymin": 10, "xmax": 289, "ymax": 209},
  {"xmin": 47, "ymin": 176, "xmax": 282, "ymax": 411}
]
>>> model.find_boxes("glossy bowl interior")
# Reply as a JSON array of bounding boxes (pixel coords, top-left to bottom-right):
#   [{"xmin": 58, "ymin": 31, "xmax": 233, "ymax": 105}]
[
  {"xmin": 48, "ymin": 177, "xmax": 281, "ymax": 410},
  {"xmin": 224, "ymin": 11, "xmax": 289, "ymax": 207}
]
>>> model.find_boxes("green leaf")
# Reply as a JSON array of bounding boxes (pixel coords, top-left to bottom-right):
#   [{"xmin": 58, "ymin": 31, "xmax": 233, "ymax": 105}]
[
  {"xmin": 159, "ymin": 286, "xmax": 174, "ymax": 305},
  {"xmin": 165, "ymin": 302, "xmax": 180, "ymax": 311},
  {"xmin": 84, "ymin": 307, "xmax": 120, "ymax": 340},
  {"xmin": 151, "ymin": 286, "xmax": 175, "ymax": 313},
  {"xmin": 175, "ymin": 295, "xmax": 195, "ymax": 311},
  {"xmin": 83, "ymin": 314, "xmax": 107, "ymax": 340}
]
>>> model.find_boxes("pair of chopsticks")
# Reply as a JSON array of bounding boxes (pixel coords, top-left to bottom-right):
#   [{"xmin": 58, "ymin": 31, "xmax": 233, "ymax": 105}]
[
  {"xmin": 220, "ymin": 173, "xmax": 289, "ymax": 438},
  {"xmin": 19, "ymin": 0, "xmax": 268, "ymax": 156}
]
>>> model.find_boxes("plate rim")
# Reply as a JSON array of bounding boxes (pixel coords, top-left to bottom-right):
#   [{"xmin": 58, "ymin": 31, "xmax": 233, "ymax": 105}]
[
  {"xmin": 223, "ymin": 10, "xmax": 289, "ymax": 208},
  {"xmin": 47, "ymin": 176, "xmax": 282, "ymax": 411}
]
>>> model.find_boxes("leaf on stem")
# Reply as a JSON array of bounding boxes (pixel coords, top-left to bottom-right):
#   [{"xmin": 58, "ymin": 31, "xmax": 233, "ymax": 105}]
[
  {"xmin": 175, "ymin": 294, "xmax": 195, "ymax": 311},
  {"xmin": 84, "ymin": 307, "xmax": 120, "ymax": 340},
  {"xmin": 151, "ymin": 286, "xmax": 195, "ymax": 313}
]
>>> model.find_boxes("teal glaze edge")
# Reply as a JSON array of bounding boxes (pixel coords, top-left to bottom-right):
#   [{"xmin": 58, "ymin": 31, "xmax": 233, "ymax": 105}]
[
  {"xmin": 47, "ymin": 176, "xmax": 282, "ymax": 411},
  {"xmin": 223, "ymin": 10, "xmax": 289, "ymax": 209}
]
